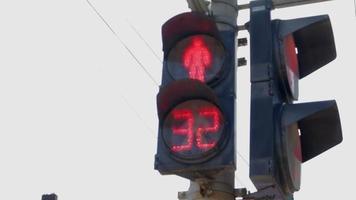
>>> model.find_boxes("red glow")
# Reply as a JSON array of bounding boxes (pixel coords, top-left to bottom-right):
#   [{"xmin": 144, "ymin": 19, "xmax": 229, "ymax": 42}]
[
  {"xmin": 284, "ymin": 35, "xmax": 299, "ymax": 75},
  {"xmin": 169, "ymin": 105, "xmax": 222, "ymax": 153},
  {"xmin": 196, "ymin": 107, "xmax": 220, "ymax": 149},
  {"xmin": 284, "ymin": 34, "xmax": 299, "ymax": 99},
  {"xmin": 182, "ymin": 36, "xmax": 212, "ymax": 82},
  {"xmin": 171, "ymin": 109, "xmax": 194, "ymax": 152},
  {"xmin": 294, "ymin": 135, "xmax": 302, "ymax": 162}
]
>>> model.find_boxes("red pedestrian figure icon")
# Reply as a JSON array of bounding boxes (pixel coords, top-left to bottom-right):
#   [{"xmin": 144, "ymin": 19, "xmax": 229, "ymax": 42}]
[{"xmin": 182, "ymin": 36, "xmax": 212, "ymax": 82}]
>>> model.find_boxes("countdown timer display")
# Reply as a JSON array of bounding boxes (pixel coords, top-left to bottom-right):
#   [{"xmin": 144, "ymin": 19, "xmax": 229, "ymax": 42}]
[{"xmin": 162, "ymin": 99, "xmax": 225, "ymax": 162}]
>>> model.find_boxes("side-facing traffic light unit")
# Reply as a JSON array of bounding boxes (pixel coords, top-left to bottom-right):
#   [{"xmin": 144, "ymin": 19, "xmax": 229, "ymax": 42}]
[
  {"xmin": 249, "ymin": 1, "xmax": 342, "ymax": 199},
  {"xmin": 154, "ymin": 12, "xmax": 237, "ymax": 180}
]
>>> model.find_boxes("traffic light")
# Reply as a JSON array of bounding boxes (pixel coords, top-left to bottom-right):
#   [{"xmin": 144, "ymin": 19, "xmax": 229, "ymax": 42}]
[
  {"xmin": 248, "ymin": 1, "xmax": 343, "ymax": 199},
  {"xmin": 154, "ymin": 12, "xmax": 237, "ymax": 180}
]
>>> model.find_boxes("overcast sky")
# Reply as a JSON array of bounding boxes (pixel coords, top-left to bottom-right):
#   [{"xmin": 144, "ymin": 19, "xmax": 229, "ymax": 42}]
[{"xmin": 0, "ymin": 0, "xmax": 355, "ymax": 199}]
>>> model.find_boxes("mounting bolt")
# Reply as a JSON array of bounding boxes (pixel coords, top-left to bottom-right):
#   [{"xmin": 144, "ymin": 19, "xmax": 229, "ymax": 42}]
[
  {"xmin": 238, "ymin": 38, "xmax": 248, "ymax": 47},
  {"xmin": 237, "ymin": 57, "xmax": 247, "ymax": 67}
]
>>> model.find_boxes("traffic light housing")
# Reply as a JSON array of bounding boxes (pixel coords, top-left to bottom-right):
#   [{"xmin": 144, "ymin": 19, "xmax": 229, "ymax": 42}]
[
  {"xmin": 249, "ymin": 1, "xmax": 342, "ymax": 199},
  {"xmin": 154, "ymin": 12, "xmax": 237, "ymax": 180}
]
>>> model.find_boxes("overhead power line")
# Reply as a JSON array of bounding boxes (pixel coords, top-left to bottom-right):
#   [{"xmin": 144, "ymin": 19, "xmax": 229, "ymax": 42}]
[
  {"xmin": 85, "ymin": 0, "xmax": 159, "ymax": 86},
  {"xmin": 121, "ymin": 95, "xmax": 157, "ymax": 139},
  {"xmin": 84, "ymin": 0, "xmax": 158, "ymax": 139},
  {"xmin": 126, "ymin": 20, "xmax": 163, "ymax": 63}
]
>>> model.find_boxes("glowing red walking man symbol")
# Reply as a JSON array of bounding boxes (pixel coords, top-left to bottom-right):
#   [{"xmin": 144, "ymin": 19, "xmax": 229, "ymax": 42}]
[{"xmin": 182, "ymin": 36, "xmax": 212, "ymax": 82}]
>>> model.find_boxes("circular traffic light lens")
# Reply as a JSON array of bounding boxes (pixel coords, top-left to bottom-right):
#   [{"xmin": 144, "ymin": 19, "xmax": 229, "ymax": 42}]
[
  {"xmin": 283, "ymin": 34, "xmax": 300, "ymax": 100},
  {"xmin": 162, "ymin": 100, "xmax": 225, "ymax": 161},
  {"xmin": 167, "ymin": 35, "xmax": 225, "ymax": 83},
  {"xmin": 284, "ymin": 123, "xmax": 302, "ymax": 191}
]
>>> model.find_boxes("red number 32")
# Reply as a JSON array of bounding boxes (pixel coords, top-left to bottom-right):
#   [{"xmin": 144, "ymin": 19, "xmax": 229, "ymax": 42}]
[{"xmin": 171, "ymin": 107, "xmax": 221, "ymax": 152}]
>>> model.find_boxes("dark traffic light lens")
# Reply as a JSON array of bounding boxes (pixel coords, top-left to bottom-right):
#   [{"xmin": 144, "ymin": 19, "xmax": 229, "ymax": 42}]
[
  {"xmin": 283, "ymin": 123, "xmax": 302, "ymax": 191},
  {"xmin": 162, "ymin": 100, "xmax": 225, "ymax": 161},
  {"xmin": 167, "ymin": 35, "xmax": 225, "ymax": 83}
]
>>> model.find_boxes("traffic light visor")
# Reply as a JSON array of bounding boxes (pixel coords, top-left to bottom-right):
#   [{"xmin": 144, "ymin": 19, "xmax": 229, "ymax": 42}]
[
  {"xmin": 157, "ymin": 79, "xmax": 218, "ymax": 122},
  {"xmin": 162, "ymin": 12, "xmax": 220, "ymax": 54},
  {"xmin": 277, "ymin": 15, "xmax": 336, "ymax": 79},
  {"xmin": 282, "ymin": 100, "xmax": 342, "ymax": 163}
]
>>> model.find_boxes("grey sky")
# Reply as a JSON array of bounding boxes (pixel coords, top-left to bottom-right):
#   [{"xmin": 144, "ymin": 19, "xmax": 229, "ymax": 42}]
[{"xmin": 0, "ymin": 0, "xmax": 354, "ymax": 199}]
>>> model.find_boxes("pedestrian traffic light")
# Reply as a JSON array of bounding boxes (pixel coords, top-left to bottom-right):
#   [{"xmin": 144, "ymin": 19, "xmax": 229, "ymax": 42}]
[
  {"xmin": 154, "ymin": 12, "xmax": 237, "ymax": 180},
  {"xmin": 248, "ymin": 1, "xmax": 343, "ymax": 199}
]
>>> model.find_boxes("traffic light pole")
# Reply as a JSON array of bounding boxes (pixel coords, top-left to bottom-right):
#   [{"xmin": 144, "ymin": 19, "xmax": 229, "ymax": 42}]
[
  {"xmin": 180, "ymin": 1, "xmax": 238, "ymax": 200},
  {"xmin": 211, "ymin": 0, "xmax": 238, "ymax": 30}
]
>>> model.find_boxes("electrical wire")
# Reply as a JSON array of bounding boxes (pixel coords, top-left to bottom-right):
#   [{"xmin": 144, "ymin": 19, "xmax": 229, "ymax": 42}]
[
  {"xmin": 85, "ymin": 0, "xmax": 158, "ymax": 139},
  {"xmin": 121, "ymin": 95, "xmax": 157, "ymax": 139},
  {"xmin": 126, "ymin": 19, "xmax": 163, "ymax": 63},
  {"xmin": 86, "ymin": 0, "xmax": 159, "ymax": 86}
]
